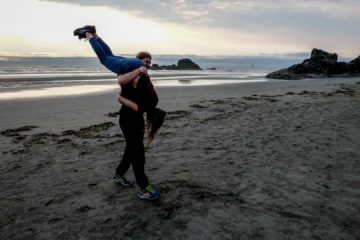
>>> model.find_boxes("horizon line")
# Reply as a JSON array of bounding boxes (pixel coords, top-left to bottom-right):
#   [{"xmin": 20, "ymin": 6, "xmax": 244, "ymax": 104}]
[{"xmin": 0, "ymin": 51, "xmax": 356, "ymax": 60}]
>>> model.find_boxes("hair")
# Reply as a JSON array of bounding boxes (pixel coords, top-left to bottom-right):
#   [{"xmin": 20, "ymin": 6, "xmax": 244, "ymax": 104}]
[
  {"xmin": 136, "ymin": 51, "xmax": 152, "ymax": 60},
  {"xmin": 146, "ymin": 107, "xmax": 166, "ymax": 147}
]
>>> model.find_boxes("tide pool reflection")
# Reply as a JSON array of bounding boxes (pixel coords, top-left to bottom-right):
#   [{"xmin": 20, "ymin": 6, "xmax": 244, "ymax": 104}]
[
  {"xmin": 153, "ymin": 79, "xmax": 266, "ymax": 86},
  {"xmin": 0, "ymin": 79, "xmax": 267, "ymax": 100},
  {"xmin": 0, "ymin": 85, "xmax": 117, "ymax": 100},
  {"xmin": 178, "ymin": 79, "xmax": 192, "ymax": 85}
]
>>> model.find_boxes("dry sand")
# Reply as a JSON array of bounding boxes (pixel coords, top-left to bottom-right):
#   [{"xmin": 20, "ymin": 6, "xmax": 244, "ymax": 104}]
[{"xmin": 1, "ymin": 77, "xmax": 360, "ymax": 239}]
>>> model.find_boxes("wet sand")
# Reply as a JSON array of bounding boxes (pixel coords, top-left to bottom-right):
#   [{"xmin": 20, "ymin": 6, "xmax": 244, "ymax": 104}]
[{"xmin": 1, "ymin": 77, "xmax": 360, "ymax": 239}]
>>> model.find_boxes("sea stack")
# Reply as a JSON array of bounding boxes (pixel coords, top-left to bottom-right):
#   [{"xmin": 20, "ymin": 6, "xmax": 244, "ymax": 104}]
[
  {"xmin": 266, "ymin": 48, "xmax": 360, "ymax": 79},
  {"xmin": 150, "ymin": 58, "xmax": 202, "ymax": 70}
]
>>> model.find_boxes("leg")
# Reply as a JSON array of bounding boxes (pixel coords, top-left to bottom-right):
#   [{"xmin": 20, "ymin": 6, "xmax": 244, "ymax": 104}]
[
  {"xmin": 88, "ymin": 37, "xmax": 107, "ymax": 63},
  {"xmin": 93, "ymin": 33, "xmax": 125, "ymax": 59},
  {"xmin": 94, "ymin": 34, "xmax": 115, "ymax": 57},
  {"xmin": 119, "ymin": 113, "xmax": 160, "ymax": 200},
  {"xmin": 88, "ymin": 38, "xmax": 124, "ymax": 74},
  {"xmin": 97, "ymin": 38, "xmax": 114, "ymax": 56},
  {"xmin": 116, "ymin": 114, "xmax": 149, "ymax": 189},
  {"xmin": 87, "ymin": 32, "xmax": 114, "ymax": 57},
  {"xmin": 131, "ymin": 133, "xmax": 148, "ymax": 189},
  {"xmin": 115, "ymin": 144, "xmax": 132, "ymax": 177},
  {"xmin": 116, "ymin": 116, "xmax": 134, "ymax": 176}
]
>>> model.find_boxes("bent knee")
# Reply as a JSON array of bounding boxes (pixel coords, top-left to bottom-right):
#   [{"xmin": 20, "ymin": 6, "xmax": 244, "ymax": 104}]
[{"xmin": 99, "ymin": 56, "xmax": 107, "ymax": 64}]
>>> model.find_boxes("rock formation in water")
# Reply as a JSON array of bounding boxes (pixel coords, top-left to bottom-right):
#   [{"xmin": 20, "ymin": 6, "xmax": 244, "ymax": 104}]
[
  {"xmin": 150, "ymin": 58, "xmax": 202, "ymax": 70},
  {"xmin": 266, "ymin": 48, "xmax": 360, "ymax": 79}
]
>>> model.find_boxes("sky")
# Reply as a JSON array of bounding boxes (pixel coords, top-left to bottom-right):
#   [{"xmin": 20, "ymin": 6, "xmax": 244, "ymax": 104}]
[{"xmin": 0, "ymin": 0, "xmax": 359, "ymax": 58}]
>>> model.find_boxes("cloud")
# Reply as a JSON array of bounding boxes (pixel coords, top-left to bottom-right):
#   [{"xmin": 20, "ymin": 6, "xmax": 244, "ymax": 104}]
[
  {"xmin": 4, "ymin": 0, "xmax": 360, "ymax": 57},
  {"xmin": 39, "ymin": 0, "xmax": 360, "ymax": 36},
  {"xmin": 40, "ymin": 0, "xmax": 360, "ymax": 20}
]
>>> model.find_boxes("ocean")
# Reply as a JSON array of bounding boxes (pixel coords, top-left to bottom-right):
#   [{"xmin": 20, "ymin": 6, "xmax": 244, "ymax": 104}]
[{"xmin": 0, "ymin": 55, "xmax": 310, "ymax": 99}]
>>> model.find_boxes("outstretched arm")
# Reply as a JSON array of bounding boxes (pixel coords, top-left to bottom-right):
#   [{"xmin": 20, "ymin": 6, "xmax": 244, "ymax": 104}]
[
  {"xmin": 117, "ymin": 66, "xmax": 147, "ymax": 86},
  {"xmin": 118, "ymin": 91, "xmax": 138, "ymax": 112}
]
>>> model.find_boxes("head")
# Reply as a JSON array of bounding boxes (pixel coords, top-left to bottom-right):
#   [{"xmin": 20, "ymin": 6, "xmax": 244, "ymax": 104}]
[
  {"xmin": 136, "ymin": 51, "xmax": 152, "ymax": 69},
  {"xmin": 146, "ymin": 107, "xmax": 166, "ymax": 147}
]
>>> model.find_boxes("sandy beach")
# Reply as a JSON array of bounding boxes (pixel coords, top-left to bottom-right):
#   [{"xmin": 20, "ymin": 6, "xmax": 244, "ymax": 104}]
[{"xmin": 1, "ymin": 77, "xmax": 360, "ymax": 239}]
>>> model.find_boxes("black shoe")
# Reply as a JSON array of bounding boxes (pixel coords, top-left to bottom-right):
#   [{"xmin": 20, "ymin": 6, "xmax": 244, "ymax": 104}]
[{"xmin": 73, "ymin": 25, "xmax": 96, "ymax": 40}]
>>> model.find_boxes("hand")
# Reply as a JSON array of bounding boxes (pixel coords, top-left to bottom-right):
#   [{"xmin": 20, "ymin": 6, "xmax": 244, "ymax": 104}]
[
  {"xmin": 118, "ymin": 90, "xmax": 123, "ymax": 103},
  {"xmin": 118, "ymin": 96, "xmax": 123, "ymax": 104},
  {"xmin": 139, "ymin": 66, "xmax": 147, "ymax": 75}
]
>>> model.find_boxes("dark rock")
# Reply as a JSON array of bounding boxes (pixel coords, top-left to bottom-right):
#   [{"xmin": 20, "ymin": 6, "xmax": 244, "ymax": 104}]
[
  {"xmin": 56, "ymin": 138, "xmax": 72, "ymax": 144},
  {"xmin": 266, "ymin": 49, "xmax": 360, "ymax": 79},
  {"xmin": 12, "ymin": 136, "xmax": 26, "ymax": 143},
  {"xmin": 151, "ymin": 63, "xmax": 177, "ymax": 70},
  {"xmin": 12, "ymin": 149, "xmax": 27, "ymax": 155},
  {"xmin": 1, "ymin": 126, "xmax": 38, "ymax": 137},
  {"xmin": 177, "ymin": 58, "xmax": 202, "ymax": 70},
  {"xmin": 107, "ymin": 112, "xmax": 119, "ymax": 117},
  {"xmin": 348, "ymin": 56, "xmax": 360, "ymax": 73},
  {"xmin": 61, "ymin": 122, "xmax": 116, "ymax": 138},
  {"xmin": 349, "ymin": 56, "xmax": 360, "ymax": 65},
  {"xmin": 62, "ymin": 130, "xmax": 76, "ymax": 135},
  {"xmin": 75, "ymin": 205, "xmax": 94, "ymax": 213},
  {"xmin": 150, "ymin": 58, "xmax": 202, "ymax": 70},
  {"xmin": 150, "ymin": 64, "xmax": 160, "ymax": 70},
  {"xmin": 310, "ymin": 48, "xmax": 337, "ymax": 62}
]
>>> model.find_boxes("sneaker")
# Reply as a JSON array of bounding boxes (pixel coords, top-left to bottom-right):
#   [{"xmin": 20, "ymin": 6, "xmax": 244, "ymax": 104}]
[
  {"xmin": 73, "ymin": 25, "xmax": 96, "ymax": 40},
  {"xmin": 138, "ymin": 185, "xmax": 160, "ymax": 200},
  {"xmin": 113, "ymin": 174, "xmax": 133, "ymax": 186}
]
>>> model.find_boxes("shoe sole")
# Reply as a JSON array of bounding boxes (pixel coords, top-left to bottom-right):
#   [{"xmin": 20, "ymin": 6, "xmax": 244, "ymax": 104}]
[
  {"xmin": 73, "ymin": 28, "xmax": 96, "ymax": 39},
  {"xmin": 138, "ymin": 194, "xmax": 160, "ymax": 200},
  {"xmin": 73, "ymin": 29, "xmax": 96, "ymax": 35}
]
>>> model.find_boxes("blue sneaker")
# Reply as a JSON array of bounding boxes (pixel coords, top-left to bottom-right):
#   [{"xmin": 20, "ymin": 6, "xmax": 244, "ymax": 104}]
[
  {"xmin": 113, "ymin": 174, "xmax": 133, "ymax": 187},
  {"xmin": 138, "ymin": 185, "xmax": 160, "ymax": 200}
]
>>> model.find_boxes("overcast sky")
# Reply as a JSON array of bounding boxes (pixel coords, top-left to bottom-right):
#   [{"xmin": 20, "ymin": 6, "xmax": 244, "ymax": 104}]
[{"xmin": 0, "ymin": 0, "xmax": 359, "ymax": 57}]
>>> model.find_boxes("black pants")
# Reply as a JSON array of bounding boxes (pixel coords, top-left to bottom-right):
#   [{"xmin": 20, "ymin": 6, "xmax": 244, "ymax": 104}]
[{"xmin": 116, "ymin": 110, "xmax": 149, "ymax": 189}]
